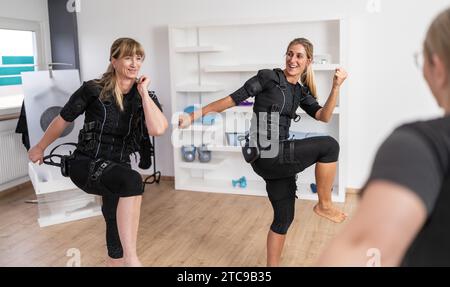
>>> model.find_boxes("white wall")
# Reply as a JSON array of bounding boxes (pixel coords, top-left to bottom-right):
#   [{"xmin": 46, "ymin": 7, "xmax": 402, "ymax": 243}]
[
  {"xmin": 75, "ymin": 0, "xmax": 450, "ymax": 187},
  {"xmin": 0, "ymin": 0, "xmax": 52, "ymax": 67}
]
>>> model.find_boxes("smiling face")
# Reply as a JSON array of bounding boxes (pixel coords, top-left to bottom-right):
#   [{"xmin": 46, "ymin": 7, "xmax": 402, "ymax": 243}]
[
  {"xmin": 112, "ymin": 54, "xmax": 143, "ymax": 80},
  {"xmin": 109, "ymin": 38, "xmax": 145, "ymax": 81},
  {"xmin": 284, "ymin": 43, "xmax": 312, "ymax": 81}
]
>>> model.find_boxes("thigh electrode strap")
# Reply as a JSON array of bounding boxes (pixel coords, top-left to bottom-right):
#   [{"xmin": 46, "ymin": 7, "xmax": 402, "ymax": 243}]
[{"xmin": 42, "ymin": 143, "xmax": 77, "ymax": 177}]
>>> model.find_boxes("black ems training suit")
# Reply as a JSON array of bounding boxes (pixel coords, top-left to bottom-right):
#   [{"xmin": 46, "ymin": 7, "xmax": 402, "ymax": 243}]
[
  {"xmin": 60, "ymin": 80, "xmax": 162, "ymax": 258},
  {"xmin": 230, "ymin": 69, "xmax": 339, "ymax": 235}
]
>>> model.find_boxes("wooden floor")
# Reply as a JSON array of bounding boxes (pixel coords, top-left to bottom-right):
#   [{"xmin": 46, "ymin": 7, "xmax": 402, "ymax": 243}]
[{"xmin": 0, "ymin": 180, "xmax": 358, "ymax": 267}]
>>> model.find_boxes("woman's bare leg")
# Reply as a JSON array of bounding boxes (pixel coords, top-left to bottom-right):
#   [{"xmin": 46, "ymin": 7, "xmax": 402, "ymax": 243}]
[
  {"xmin": 117, "ymin": 195, "xmax": 143, "ymax": 266},
  {"xmin": 267, "ymin": 230, "xmax": 286, "ymax": 266},
  {"xmin": 313, "ymin": 162, "xmax": 347, "ymax": 223}
]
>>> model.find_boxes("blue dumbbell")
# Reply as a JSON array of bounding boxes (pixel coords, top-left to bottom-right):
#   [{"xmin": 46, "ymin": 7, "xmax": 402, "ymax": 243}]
[{"xmin": 232, "ymin": 176, "xmax": 247, "ymax": 188}]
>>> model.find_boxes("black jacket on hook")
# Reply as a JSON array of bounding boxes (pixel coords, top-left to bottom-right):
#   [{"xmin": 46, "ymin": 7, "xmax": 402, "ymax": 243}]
[{"xmin": 15, "ymin": 103, "xmax": 30, "ymax": 151}]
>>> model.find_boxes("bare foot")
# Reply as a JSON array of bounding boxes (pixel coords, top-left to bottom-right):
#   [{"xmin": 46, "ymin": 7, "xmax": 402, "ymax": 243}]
[
  {"xmin": 105, "ymin": 257, "xmax": 124, "ymax": 267},
  {"xmin": 313, "ymin": 203, "xmax": 347, "ymax": 223},
  {"xmin": 123, "ymin": 257, "xmax": 143, "ymax": 267}
]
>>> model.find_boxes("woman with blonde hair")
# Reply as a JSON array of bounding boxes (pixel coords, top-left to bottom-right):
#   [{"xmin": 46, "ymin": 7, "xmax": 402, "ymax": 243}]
[
  {"xmin": 29, "ymin": 38, "xmax": 168, "ymax": 266},
  {"xmin": 317, "ymin": 7, "xmax": 450, "ymax": 266},
  {"xmin": 179, "ymin": 38, "xmax": 348, "ymax": 266}
]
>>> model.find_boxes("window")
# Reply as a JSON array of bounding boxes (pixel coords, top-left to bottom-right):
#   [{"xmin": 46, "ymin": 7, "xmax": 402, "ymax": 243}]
[
  {"xmin": 0, "ymin": 17, "xmax": 44, "ymax": 99},
  {"xmin": 0, "ymin": 29, "xmax": 36, "ymax": 87}
]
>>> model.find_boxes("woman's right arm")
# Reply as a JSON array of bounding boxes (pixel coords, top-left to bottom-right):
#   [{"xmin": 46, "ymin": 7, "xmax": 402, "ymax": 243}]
[
  {"xmin": 178, "ymin": 70, "xmax": 273, "ymax": 128},
  {"xmin": 28, "ymin": 115, "xmax": 71, "ymax": 164},
  {"xmin": 178, "ymin": 96, "xmax": 236, "ymax": 128}
]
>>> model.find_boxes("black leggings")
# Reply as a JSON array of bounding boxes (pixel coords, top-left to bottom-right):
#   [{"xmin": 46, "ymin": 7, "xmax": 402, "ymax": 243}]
[
  {"xmin": 102, "ymin": 195, "xmax": 123, "ymax": 258},
  {"xmin": 68, "ymin": 151, "xmax": 144, "ymax": 258},
  {"xmin": 251, "ymin": 136, "xmax": 340, "ymax": 235}
]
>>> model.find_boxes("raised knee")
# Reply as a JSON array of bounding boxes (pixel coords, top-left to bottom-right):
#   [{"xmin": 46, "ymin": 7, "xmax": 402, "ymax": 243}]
[
  {"xmin": 123, "ymin": 170, "xmax": 144, "ymax": 196},
  {"xmin": 322, "ymin": 136, "xmax": 339, "ymax": 162}
]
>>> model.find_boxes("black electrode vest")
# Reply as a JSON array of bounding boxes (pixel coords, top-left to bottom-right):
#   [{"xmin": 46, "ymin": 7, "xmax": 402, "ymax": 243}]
[
  {"xmin": 77, "ymin": 83, "xmax": 152, "ymax": 166},
  {"xmin": 250, "ymin": 68, "xmax": 302, "ymax": 142}
]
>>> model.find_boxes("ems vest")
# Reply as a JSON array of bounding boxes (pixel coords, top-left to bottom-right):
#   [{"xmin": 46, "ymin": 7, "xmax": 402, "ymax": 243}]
[
  {"xmin": 250, "ymin": 69, "xmax": 302, "ymax": 142},
  {"xmin": 77, "ymin": 83, "xmax": 153, "ymax": 167}
]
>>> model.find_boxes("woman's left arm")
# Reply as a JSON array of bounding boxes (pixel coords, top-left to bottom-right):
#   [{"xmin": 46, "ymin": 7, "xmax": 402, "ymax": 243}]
[
  {"xmin": 315, "ymin": 68, "xmax": 348, "ymax": 123},
  {"xmin": 137, "ymin": 76, "xmax": 168, "ymax": 136}
]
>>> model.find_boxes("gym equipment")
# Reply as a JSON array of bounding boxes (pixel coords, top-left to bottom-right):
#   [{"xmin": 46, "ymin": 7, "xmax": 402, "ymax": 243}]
[
  {"xmin": 181, "ymin": 145, "xmax": 196, "ymax": 162},
  {"xmin": 232, "ymin": 176, "xmax": 247, "ymax": 188},
  {"xmin": 197, "ymin": 144, "xmax": 211, "ymax": 163}
]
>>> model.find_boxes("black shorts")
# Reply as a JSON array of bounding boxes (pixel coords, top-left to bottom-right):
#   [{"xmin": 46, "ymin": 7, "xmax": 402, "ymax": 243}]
[{"xmin": 68, "ymin": 151, "xmax": 144, "ymax": 197}]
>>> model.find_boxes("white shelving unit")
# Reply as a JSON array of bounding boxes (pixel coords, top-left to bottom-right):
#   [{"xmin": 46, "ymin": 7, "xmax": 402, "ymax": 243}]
[{"xmin": 169, "ymin": 17, "xmax": 347, "ymax": 202}]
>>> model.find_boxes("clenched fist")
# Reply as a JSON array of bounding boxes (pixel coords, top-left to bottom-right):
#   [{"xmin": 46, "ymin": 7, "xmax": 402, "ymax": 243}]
[{"xmin": 332, "ymin": 68, "xmax": 348, "ymax": 88}]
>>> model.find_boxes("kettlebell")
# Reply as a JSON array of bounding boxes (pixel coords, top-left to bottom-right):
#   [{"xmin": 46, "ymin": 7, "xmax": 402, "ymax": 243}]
[
  {"xmin": 197, "ymin": 144, "xmax": 211, "ymax": 163},
  {"xmin": 181, "ymin": 145, "xmax": 196, "ymax": 162}
]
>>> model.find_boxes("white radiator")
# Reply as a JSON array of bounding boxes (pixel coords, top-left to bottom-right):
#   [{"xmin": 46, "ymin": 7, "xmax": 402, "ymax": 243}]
[{"xmin": 0, "ymin": 119, "xmax": 29, "ymax": 191}]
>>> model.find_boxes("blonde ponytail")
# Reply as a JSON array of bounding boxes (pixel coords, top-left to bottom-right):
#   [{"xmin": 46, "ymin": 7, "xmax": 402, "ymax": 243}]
[{"xmin": 302, "ymin": 64, "xmax": 317, "ymax": 98}]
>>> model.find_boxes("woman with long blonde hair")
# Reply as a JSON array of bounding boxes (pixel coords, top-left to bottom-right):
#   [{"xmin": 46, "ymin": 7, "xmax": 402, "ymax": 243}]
[
  {"xmin": 179, "ymin": 38, "xmax": 347, "ymax": 266},
  {"xmin": 29, "ymin": 38, "xmax": 168, "ymax": 266}
]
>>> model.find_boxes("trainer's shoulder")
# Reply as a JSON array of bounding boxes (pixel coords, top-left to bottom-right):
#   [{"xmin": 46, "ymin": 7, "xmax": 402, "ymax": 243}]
[
  {"xmin": 397, "ymin": 116, "xmax": 450, "ymax": 137},
  {"xmin": 256, "ymin": 69, "xmax": 280, "ymax": 84},
  {"xmin": 394, "ymin": 116, "xmax": 450, "ymax": 162}
]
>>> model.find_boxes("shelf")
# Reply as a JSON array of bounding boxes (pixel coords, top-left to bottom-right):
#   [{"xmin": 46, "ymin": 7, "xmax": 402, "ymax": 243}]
[
  {"xmin": 176, "ymin": 177, "xmax": 266, "ymax": 196},
  {"xmin": 206, "ymin": 144, "xmax": 241, "ymax": 152},
  {"xmin": 226, "ymin": 105, "xmax": 253, "ymax": 113},
  {"xmin": 176, "ymin": 123, "xmax": 220, "ymax": 132},
  {"xmin": 204, "ymin": 64, "xmax": 279, "ymax": 73},
  {"xmin": 176, "ymin": 84, "xmax": 224, "ymax": 93},
  {"xmin": 226, "ymin": 106, "xmax": 338, "ymax": 114},
  {"xmin": 175, "ymin": 45, "xmax": 225, "ymax": 53},
  {"xmin": 178, "ymin": 157, "xmax": 226, "ymax": 170},
  {"xmin": 203, "ymin": 64, "xmax": 341, "ymax": 73},
  {"xmin": 312, "ymin": 64, "xmax": 340, "ymax": 71}
]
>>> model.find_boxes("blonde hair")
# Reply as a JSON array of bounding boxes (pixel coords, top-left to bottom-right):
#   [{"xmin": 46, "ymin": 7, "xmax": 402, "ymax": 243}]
[
  {"xmin": 424, "ymin": 7, "xmax": 450, "ymax": 87},
  {"xmin": 95, "ymin": 38, "xmax": 145, "ymax": 111},
  {"xmin": 286, "ymin": 38, "xmax": 317, "ymax": 98}
]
